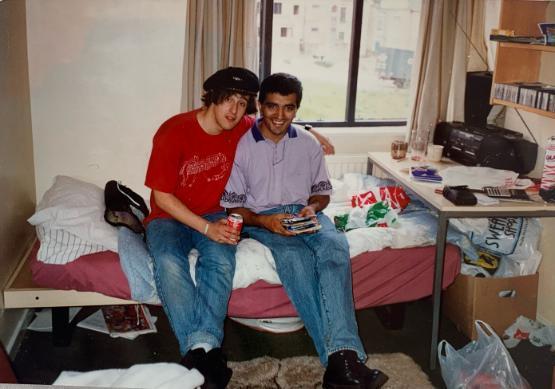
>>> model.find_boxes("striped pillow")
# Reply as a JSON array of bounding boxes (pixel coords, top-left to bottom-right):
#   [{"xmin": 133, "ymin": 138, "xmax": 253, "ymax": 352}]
[{"xmin": 35, "ymin": 225, "xmax": 108, "ymax": 265}]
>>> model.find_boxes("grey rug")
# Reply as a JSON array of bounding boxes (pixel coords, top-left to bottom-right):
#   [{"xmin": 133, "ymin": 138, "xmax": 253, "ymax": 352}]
[{"xmin": 228, "ymin": 353, "xmax": 435, "ymax": 388}]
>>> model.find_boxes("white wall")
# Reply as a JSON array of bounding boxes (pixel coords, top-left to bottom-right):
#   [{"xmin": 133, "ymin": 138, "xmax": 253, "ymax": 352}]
[{"xmin": 27, "ymin": 0, "xmax": 187, "ymax": 200}]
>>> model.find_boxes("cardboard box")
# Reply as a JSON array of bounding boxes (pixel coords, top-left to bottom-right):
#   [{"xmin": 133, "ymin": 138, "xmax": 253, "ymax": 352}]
[{"xmin": 443, "ymin": 273, "xmax": 538, "ymax": 339}]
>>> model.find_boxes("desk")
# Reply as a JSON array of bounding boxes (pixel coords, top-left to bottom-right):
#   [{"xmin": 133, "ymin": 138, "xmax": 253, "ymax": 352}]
[{"xmin": 367, "ymin": 151, "xmax": 555, "ymax": 369}]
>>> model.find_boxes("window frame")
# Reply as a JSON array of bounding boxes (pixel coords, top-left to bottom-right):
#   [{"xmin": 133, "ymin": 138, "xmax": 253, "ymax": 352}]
[{"xmin": 258, "ymin": 0, "xmax": 406, "ymax": 128}]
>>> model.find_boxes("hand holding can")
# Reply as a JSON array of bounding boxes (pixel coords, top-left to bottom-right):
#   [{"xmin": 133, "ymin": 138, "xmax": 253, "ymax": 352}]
[{"xmin": 227, "ymin": 213, "xmax": 243, "ymax": 241}]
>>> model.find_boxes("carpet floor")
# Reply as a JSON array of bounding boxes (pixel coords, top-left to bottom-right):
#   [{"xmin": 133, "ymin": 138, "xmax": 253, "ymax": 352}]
[{"xmin": 228, "ymin": 353, "xmax": 432, "ymax": 389}]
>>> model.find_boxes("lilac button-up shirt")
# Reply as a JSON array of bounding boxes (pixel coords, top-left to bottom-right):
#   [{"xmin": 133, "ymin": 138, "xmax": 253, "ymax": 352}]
[{"xmin": 220, "ymin": 121, "xmax": 332, "ymax": 213}]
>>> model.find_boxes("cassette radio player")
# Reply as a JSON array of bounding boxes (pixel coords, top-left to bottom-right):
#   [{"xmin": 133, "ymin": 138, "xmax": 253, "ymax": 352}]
[{"xmin": 433, "ymin": 121, "xmax": 538, "ymax": 174}]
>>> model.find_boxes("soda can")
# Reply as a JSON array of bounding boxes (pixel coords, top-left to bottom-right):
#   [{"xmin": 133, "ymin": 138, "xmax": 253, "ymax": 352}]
[{"xmin": 227, "ymin": 213, "xmax": 243, "ymax": 235}]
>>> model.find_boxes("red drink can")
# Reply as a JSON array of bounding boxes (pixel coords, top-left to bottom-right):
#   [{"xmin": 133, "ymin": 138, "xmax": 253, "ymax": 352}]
[{"xmin": 227, "ymin": 213, "xmax": 243, "ymax": 234}]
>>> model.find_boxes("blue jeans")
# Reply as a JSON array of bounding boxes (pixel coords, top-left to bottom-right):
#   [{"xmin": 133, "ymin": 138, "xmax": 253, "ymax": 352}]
[
  {"xmin": 146, "ymin": 212, "xmax": 236, "ymax": 356},
  {"xmin": 243, "ymin": 205, "xmax": 366, "ymax": 365}
]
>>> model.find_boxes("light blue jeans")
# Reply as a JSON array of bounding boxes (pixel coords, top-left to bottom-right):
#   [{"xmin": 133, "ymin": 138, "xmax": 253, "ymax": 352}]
[
  {"xmin": 146, "ymin": 212, "xmax": 236, "ymax": 356},
  {"xmin": 243, "ymin": 205, "xmax": 366, "ymax": 365}
]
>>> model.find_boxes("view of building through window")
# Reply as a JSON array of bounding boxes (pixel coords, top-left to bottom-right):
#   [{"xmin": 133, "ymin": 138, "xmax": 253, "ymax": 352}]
[{"xmin": 258, "ymin": 0, "xmax": 421, "ymax": 125}]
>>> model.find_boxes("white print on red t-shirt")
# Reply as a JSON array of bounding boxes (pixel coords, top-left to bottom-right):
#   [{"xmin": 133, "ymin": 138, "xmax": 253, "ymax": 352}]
[{"xmin": 179, "ymin": 153, "xmax": 231, "ymax": 188}]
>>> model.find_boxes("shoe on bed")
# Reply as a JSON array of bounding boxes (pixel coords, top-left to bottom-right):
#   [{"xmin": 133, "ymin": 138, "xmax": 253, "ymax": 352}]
[
  {"xmin": 323, "ymin": 350, "xmax": 389, "ymax": 389},
  {"xmin": 104, "ymin": 180, "xmax": 149, "ymax": 234},
  {"xmin": 180, "ymin": 348, "xmax": 232, "ymax": 389}
]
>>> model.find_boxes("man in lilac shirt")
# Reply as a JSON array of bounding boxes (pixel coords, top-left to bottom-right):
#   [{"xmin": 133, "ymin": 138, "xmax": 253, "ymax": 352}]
[{"xmin": 221, "ymin": 73, "xmax": 388, "ymax": 389}]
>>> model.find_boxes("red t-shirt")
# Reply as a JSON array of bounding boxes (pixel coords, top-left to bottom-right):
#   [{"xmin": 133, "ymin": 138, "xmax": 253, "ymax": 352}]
[{"xmin": 144, "ymin": 109, "xmax": 254, "ymax": 224}]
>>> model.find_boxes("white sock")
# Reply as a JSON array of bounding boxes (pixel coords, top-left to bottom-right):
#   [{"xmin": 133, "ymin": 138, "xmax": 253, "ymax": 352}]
[{"xmin": 191, "ymin": 343, "xmax": 213, "ymax": 353}]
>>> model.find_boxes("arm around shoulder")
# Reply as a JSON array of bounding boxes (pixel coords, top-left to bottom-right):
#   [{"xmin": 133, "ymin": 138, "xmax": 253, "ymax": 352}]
[{"xmin": 305, "ymin": 125, "xmax": 335, "ymax": 155}]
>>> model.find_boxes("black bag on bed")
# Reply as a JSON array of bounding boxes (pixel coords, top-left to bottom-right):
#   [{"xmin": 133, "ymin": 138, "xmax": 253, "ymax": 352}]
[{"xmin": 104, "ymin": 180, "xmax": 149, "ymax": 234}]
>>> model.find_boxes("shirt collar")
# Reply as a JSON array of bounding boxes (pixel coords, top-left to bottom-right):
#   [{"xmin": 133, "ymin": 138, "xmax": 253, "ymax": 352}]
[{"xmin": 251, "ymin": 118, "xmax": 298, "ymax": 142}]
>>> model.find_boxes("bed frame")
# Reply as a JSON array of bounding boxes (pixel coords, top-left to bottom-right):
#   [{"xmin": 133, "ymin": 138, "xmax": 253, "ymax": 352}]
[
  {"xmin": 3, "ymin": 239, "xmax": 418, "ymax": 346},
  {"xmin": 3, "ymin": 242, "xmax": 135, "ymax": 346}
]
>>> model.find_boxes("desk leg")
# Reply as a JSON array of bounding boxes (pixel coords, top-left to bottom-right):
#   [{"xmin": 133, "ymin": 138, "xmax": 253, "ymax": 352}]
[{"xmin": 430, "ymin": 213, "xmax": 448, "ymax": 370}]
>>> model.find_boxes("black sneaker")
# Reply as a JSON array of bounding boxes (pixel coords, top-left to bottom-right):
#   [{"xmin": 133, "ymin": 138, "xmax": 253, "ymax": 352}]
[
  {"xmin": 180, "ymin": 348, "xmax": 232, "ymax": 389},
  {"xmin": 104, "ymin": 180, "xmax": 149, "ymax": 234},
  {"xmin": 323, "ymin": 350, "xmax": 389, "ymax": 389}
]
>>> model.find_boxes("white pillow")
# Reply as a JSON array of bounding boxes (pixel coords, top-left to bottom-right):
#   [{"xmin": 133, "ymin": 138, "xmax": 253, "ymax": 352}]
[{"xmin": 28, "ymin": 176, "xmax": 118, "ymax": 262}]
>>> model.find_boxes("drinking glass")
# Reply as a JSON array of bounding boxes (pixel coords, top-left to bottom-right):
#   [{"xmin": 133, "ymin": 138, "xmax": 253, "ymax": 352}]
[{"xmin": 411, "ymin": 134, "xmax": 427, "ymax": 161}]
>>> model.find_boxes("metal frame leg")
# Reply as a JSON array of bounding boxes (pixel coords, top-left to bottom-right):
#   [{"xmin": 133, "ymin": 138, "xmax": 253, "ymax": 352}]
[
  {"xmin": 430, "ymin": 213, "xmax": 448, "ymax": 369},
  {"xmin": 52, "ymin": 307, "xmax": 71, "ymax": 347}
]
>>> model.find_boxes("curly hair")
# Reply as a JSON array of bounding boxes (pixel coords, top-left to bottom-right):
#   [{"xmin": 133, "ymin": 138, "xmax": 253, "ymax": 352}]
[{"xmin": 201, "ymin": 89, "xmax": 258, "ymax": 115}]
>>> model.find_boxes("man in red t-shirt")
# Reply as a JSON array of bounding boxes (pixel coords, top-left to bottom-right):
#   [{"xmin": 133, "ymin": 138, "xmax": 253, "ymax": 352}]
[{"xmin": 144, "ymin": 67, "xmax": 258, "ymax": 388}]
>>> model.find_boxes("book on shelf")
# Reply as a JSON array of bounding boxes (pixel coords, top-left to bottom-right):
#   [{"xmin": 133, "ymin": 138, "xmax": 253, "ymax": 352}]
[{"xmin": 489, "ymin": 34, "xmax": 546, "ymax": 45}]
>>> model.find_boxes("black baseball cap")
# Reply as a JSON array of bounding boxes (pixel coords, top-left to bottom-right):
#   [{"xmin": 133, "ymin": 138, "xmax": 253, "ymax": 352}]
[{"xmin": 203, "ymin": 67, "xmax": 259, "ymax": 96}]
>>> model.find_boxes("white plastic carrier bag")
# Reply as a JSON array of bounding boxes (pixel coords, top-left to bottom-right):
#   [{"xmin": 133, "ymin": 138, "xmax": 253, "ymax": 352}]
[{"xmin": 438, "ymin": 320, "xmax": 530, "ymax": 389}]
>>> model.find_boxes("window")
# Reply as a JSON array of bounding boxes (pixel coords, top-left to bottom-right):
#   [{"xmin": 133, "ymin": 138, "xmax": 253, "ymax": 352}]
[
  {"xmin": 258, "ymin": 0, "xmax": 421, "ymax": 126},
  {"xmin": 340, "ymin": 7, "xmax": 347, "ymax": 23},
  {"xmin": 274, "ymin": 2, "xmax": 282, "ymax": 14}
]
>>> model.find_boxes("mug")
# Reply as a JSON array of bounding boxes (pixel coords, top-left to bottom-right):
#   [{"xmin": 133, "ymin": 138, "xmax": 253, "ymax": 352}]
[{"xmin": 427, "ymin": 144, "xmax": 444, "ymax": 162}]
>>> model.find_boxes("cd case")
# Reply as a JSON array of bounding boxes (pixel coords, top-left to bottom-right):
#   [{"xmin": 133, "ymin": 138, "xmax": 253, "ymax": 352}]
[
  {"xmin": 281, "ymin": 216, "xmax": 321, "ymax": 234},
  {"xmin": 410, "ymin": 166, "xmax": 442, "ymax": 182}
]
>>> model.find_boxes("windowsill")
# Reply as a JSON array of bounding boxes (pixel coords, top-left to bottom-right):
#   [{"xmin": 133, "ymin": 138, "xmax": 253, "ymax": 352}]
[
  {"xmin": 311, "ymin": 126, "xmax": 406, "ymax": 137},
  {"xmin": 310, "ymin": 126, "xmax": 407, "ymax": 153}
]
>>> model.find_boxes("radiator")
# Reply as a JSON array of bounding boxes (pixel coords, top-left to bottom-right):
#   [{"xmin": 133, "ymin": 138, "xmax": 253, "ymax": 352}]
[{"xmin": 325, "ymin": 154, "xmax": 369, "ymax": 179}]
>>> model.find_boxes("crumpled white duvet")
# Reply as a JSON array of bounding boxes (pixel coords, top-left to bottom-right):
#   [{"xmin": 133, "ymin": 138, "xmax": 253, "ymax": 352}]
[
  {"xmin": 191, "ymin": 210, "xmax": 436, "ymax": 288},
  {"xmin": 53, "ymin": 362, "xmax": 204, "ymax": 389}
]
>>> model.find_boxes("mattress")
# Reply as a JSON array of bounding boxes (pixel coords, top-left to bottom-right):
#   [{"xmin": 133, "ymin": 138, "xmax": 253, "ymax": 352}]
[{"xmin": 27, "ymin": 241, "xmax": 461, "ymax": 318}]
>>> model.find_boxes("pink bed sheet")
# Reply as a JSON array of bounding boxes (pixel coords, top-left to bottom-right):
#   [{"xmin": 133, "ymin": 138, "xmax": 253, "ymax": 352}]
[
  {"xmin": 29, "ymin": 242, "xmax": 460, "ymax": 318},
  {"xmin": 30, "ymin": 243, "xmax": 131, "ymax": 300}
]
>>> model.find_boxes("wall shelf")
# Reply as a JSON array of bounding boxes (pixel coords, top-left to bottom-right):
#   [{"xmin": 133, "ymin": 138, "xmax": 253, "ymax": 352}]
[
  {"xmin": 491, "ymin": 0, "xmax": 555, "ymax": 118},
  {"xmin": 499, "ymin": 42, "xmax": 555, "ymax": 53},
  {"xmin": 491, "ymin": 98, "xmax": 555, "ymax": 119}
]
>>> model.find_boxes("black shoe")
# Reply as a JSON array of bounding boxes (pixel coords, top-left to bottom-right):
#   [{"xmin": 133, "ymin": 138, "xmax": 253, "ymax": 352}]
[
  {"xmin": 180, "ymin": 348, "xmax": 232, "ymax": 389},
  {"xmin": 104, "ymin": 180, "xmax": 149, "ymax": 234},
  {"xmin": 323, "ymin": 350, "xmax": 389, "ymax": 389},
  {"xmin": 180, "ymin": 348, "xmax": 207, "ymax": 370},
  {"xmin": 205, "ymin": 348, "xmax": 233, "ymax": 388}
]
